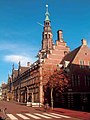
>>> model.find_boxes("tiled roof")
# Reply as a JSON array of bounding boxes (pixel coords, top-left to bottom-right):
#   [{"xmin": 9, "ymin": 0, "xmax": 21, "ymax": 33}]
[
  {"xmin": 13, "ymin": 66, "xmax": 29, "ymax": 78},
  {"xmin": 61, "ymin": 46, "xmax": 81, "ymax": 64},
  {"xmin": 20, "ymin": 66, "xmax": 29, "ymax": 74}
]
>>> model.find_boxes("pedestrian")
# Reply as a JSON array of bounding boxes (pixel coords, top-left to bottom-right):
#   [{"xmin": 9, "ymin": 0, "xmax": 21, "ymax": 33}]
[
  {"xmin": 18, "ymin": 98, "xmax": 19, "ymax": 102},
  {"xmin": 44, "ymin": 99, "xmax": 49, "ymax": 112}
]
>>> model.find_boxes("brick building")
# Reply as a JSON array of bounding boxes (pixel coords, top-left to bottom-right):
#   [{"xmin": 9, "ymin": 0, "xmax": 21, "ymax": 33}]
[
  {"xmin": 60, "ymin": 39, "xmax": 90, "ymax": 111},
  {"xmin": 7, "ymin": 5, "xmax": 90, "ymax": 111},
  {"xmin": 1, "ymin": 83, "xmax": 8, "ymax": 101},
  {"xmin": 7, "ymin": 5, "xmax": 69, "ymax": 104}
]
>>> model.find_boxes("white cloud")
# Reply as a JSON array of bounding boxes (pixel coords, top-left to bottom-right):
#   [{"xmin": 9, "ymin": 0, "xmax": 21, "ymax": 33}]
[
  {"xmin": 4, "ymin": 55, "xmax": 34, "ymax": 66},
  {"xmin": 0, "ymin": 42, "xmax": 39, "ymax": 57},
  {"xmin": 0, "ymin": 43, "xmax": 17, "ymax": 51}
]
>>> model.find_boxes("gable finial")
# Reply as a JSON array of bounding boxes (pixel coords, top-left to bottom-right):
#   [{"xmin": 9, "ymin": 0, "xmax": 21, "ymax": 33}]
[{"xmin": 12, "ymin": 63, "xmax": 14, "ymax": 71}]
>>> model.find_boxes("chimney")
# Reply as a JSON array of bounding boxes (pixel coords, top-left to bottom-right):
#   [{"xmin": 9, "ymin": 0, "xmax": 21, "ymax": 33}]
[
  {"xmin": 82, "ymin": 39, "xmax": 87, "ymax": 46},
  {"xmin": 57, "ymin": 30, "xmax": 64, "ymax": 42},
  {"xmin": 27, "ymin": 62, "xmax": 31, "ymax": 67}
]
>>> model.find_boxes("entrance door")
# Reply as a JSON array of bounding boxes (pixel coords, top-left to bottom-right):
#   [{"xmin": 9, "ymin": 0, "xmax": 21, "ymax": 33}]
[{"xmin": 73, "ymin": 94, "xmax": 81, "ymax": 110}]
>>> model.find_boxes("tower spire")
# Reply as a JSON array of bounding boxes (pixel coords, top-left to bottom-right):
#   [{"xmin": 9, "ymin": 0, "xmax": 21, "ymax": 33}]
[
  {"xmin": 45, "ymin": 5, "xmax": 50, "ymax": 21},
  {"xmin": 38, "ymin": 5, "xmax": 53, "ymax": 58},
  {"xmin": 41, "ymin": 5, "xmax": 53, "ymax": 52}
]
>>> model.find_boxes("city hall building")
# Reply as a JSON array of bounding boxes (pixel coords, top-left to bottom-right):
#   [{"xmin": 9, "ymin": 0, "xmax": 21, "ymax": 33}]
[{"xmin": 7, "ymin": 5, "xmax": 90, "ymax": 111}]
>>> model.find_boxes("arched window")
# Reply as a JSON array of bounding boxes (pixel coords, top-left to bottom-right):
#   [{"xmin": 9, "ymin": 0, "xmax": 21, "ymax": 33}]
[
  {"xmin": 49, "ymin": 34, "xmax": 50, "ymax": 38},
  {"xmin": 45, "ymin": 34, "xmax": 47, "ymax": 39}
]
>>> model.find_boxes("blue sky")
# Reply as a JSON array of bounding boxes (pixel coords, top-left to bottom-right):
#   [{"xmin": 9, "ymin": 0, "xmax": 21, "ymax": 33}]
[{"xmin": 0, "ymin": 0, "xmax": 90, "ymax": 84}]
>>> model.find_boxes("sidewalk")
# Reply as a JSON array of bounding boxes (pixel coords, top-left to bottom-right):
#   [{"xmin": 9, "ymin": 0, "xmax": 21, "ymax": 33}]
[
  {"xmin": 52, "ymin": 108, "xmax": 90, "ymax": 120},
  {"xmin": 37, "ymin": 107, "xmax": 90, "ymax": 120}
]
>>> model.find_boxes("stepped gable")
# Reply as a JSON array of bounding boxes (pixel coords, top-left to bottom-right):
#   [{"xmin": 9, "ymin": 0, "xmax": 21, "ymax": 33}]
[
  {"xmin": 43, "ymin": 40, "xmax": 70, "ymax": 65},
  {"xmin": 40, "ymin": 30, "xmax": 70, "ymax": 67},
  {"xmin": 17, "ymin": 61, "xmax": 30, "ymax": 75},
  {"xmin": 19, "ymin": 66, "xmax": 29, "ymax": 74},
  {"xmin": 13, "ymin": 69, "xmax": 18, "ymax": 79},
  {"xmin": 40, "ymin": 40, "xmax": 70, "ymax": 85},
  {"xmin": 11, "ymin": 62, "xmax": 30, "ymax": 80}
]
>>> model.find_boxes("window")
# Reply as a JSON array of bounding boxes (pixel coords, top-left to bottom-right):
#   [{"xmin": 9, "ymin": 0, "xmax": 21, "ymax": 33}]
[
  {"xmin": 85, "ymin": 75, "xmax": 90, "ymax": 86},
  {"xmin": 89, "ymin": 61, "xmax": 90, "ymax": 69},
  {"xmin": 64, "ymin": 51, "xmax": 68, "ymax": 55},
  {"xmin": 45, "ymin": 34, "xmax": 47, "ymax": 39},
  {"xmin": 46, "ymin": 22, "xmax": 47, "ymax": 25},
  {"xmin": 49, "ymin": 34, "xmax": 50, "ymax": 38},
  {"xmin": 45, "ymin": 22, "xmax": 49, "ymax": 26},
  {"xmin": 80, "ymin": 60, "xmax": 84, "ymax": 68},
  {"xmin": 72, "ymin": 74, "xmax": 80, "ymax": 86},
  {"xmin": 80, "ymin": 60, "xmax": 84, "ymax": 65}
]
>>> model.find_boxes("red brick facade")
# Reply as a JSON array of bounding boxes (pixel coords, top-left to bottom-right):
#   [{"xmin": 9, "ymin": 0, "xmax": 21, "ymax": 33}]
[{"xmin": 60, "ymin": 39, "xmax": 90, "ymax": 111}]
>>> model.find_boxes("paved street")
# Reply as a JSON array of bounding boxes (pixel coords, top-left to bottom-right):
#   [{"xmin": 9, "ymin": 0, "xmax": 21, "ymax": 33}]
[
  {"xmin": 0, "ymin": 101, "xmax": 82, "ymax": 120},
  {"xmin": 6, "ymin": 112, "xmax": 78, "ymax": 120}
]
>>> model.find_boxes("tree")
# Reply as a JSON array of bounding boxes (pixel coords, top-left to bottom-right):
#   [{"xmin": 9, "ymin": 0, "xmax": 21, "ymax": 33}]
[{"xmin": 44, "ymin": 68, "xmax": 70, "ymax": 110}]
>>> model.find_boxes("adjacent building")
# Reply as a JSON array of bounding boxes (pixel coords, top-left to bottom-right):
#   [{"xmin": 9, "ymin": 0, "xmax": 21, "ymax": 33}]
[
  {"xmin": 60, "ymin": 39, "xmax": 90, "ymax": 111},
  {"xmin": 1, "ymin": 83, "xmax": 8, "ymax": 101},
  {"xmin": 0, "ymin": 85, "xmax": 2, "ymax": 100}
]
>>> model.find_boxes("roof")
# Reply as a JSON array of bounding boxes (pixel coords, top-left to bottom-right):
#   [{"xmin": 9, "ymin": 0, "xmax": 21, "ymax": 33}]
[
  {"xmin": 61, "ymin": 43, "xmax": 90, "ymax": 66},
  {"xmin": 20, "ymin": 66, "xmax": 29, "ymax": 74},
  {"xmin": 61, "ymin": 46, "xmax": 81, "ymax": 64},
  {"xmin": 2, "ymin": 83, "xmax": 7, "ymax": 89}
]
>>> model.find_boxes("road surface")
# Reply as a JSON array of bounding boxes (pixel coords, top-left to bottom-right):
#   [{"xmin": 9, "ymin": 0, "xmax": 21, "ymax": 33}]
[{"xmin": 0, "ymin": 101, "xmax": 81, "ymax": 120}]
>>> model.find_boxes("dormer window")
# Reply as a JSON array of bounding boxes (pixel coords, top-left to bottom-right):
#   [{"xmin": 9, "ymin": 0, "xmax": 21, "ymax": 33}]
[
  {"xmin": 64, "ymin": 61, "xmax": 70, "ymax": 68},
  {"xmin": 64, "ymin": 51, "xmax": 68, "ymax": 55}
]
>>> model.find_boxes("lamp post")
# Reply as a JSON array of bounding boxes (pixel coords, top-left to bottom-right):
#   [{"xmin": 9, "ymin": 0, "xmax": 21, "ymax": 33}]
[{"xmin": 51, "ymin": 87, "xmax": 53, "ymax": 110}]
